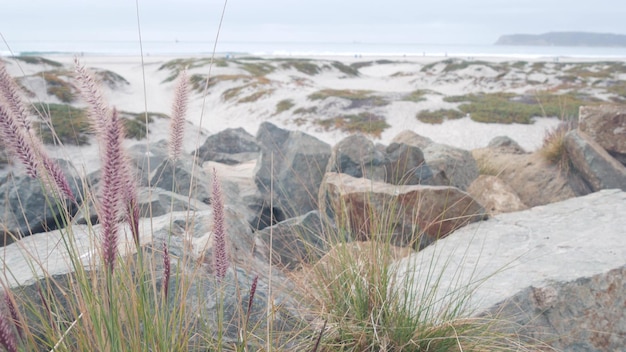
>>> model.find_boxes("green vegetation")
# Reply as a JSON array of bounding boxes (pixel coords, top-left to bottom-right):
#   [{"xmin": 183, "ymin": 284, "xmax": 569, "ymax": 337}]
[
  {"xmin": 400, "ymin": 89, "xmax": 432, "ymax": 103},
  {"xmin": 349, "ymin": 59, "xmax": 395, "ymax": 70},
  {"xmin": 238, "ymin": 61, "xmax": 275, "ymax": 76},
  {"xmin": 443, "ymin": 91, "xmax": 599, "ymax": 124},
  {"xmin": 34, "ymin": 103, "xmax": 90, "ymax": 145},
  {"xmin": 330, "ymin": 61, "xmax": 360, "ymax": 76},
  {"xmin": 220, "ymin": 76, "xmax": 272, "ymax": 101},
  {"xmin": 158, "ymin": 57, "xmax": 229, "ymax": 82},
  {"xmin": 308, "ymin": 89, "xmax": 388, "ymax": 107},
  {"xmin": 275, "ymin": 99, "xmax": 295, "ymax": 114},
  {"xmin": 237, "ymin": 88, "xmax": 275, "ymax": 103},
  {"xmin": 41, "ymin": 70, "xmax": 76, "ymax": 103},
  {"xmin": 95, "ymin": 69, "xmax": 130, "ymax": 88},
  {"xmin": 119, "ymin": 112, "xmax": 167, "ymax": 140},
  {"xmin": 11, "ymin": 55, "xmax": 63, "ymax": 67},
  {"xmin": 416, "ymin": 109, "xmax": 465, "ymax": 124},
  {"xmin": 293, "ymin": 106, "xmax": 317, "ymax": 115},
  {"xmin": 317, "ymin": 112, "xmax": 390, "ymax": 138},
  {"xmin": 189, "ymin": 73, "xmax": 253, "ymax": 93},
  {"xmin": 279, "ymin": 59, "xmax": 321, "ymax": 75}
]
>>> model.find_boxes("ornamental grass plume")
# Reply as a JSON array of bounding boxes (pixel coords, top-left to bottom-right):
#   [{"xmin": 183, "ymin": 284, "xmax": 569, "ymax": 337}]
[
  {"xmin": 211, "ymin": 168, "xmax": 229, "ymax": 281},
  {"xmin": 99, "ymin": 108, "xmax": 127, "ymax": 273},
  {"xmin": 0, "ymin": 62, "xmax": 75, "ymax": 201},
  {"xmin": 2, "ymin": 293, "xmax": 22, "ymax": 340},
  {"xmin": 168, "ymin": 69, "xmax": 189, "ymax": 161},
  {"xmin": 0, "ymin": 311, "xmax": 17, "ymax": 352}
]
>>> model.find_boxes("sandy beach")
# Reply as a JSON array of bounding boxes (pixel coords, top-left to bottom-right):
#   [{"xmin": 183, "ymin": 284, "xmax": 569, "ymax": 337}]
[{"xmin": 3, "ymin": 53, "xmax": 625, "ymax": 173}]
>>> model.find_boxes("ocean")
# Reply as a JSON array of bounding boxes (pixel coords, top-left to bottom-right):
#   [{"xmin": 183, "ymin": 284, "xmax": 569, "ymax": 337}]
[{"xmin": 3, "ymin": 40, "xmax": 626, "ymax": 59}]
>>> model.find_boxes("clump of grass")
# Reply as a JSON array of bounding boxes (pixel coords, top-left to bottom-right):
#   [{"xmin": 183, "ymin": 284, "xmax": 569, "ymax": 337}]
[
  {"xmin": 11, "ymin": 56, "xmax": 63, "ymax": 67},
  {"xmin": 41, "ymin": 70, "xmax": 76, "ymax": 103},
  {"xmin": 539, "ymin": 119, "xmax": 576, "ymax": 171},
  {"xmin": 237, "ymin": 61, "xmax": 276, "ymax": 76},
  {"xmin": 444, "ymin": 91, "xmax": 599, "ymax": 124},
  {"xmin": 416, "ymin": 108, "xmax": 464, "ymax": 124},
  {"xmin": 159, "ymin": 57, "xmax": 227, "ymax": 82},
  {"xmin": 279, "ymin": 59, "xmax": 321, "ymax": 75},
  {"xmin": 237, "ymin": 88, "xmax": 275, "ymax": 103},
  {"xmin": 293, "ymin": 106, "xmax": 317, "ymax": 115},
  {"xmin": 308, "ymin": 89, "xmax": 388, "ymax": 107},
  {"xmin": 275, "ymin": 99, "xmax": 295, "ymax": 114},
  {"xmin": 330, "ymin": 61, "xmax": 360, "ymax": 76},
  {"xmin": 33, "ymin": 103, "xmax": 91, "ymax": 145},
  {"xmin": 317, "ymin": 112, "xmax": 390, "ymax": 138},
  {"xmin": 401, "ymin": 89, "xmax": 431, "ymax": 103}
]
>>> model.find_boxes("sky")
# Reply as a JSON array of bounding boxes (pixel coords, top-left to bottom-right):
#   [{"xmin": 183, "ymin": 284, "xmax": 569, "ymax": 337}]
[{"xmin": 1, "ymin": 0, "xmax": 626, "ymax": 48}]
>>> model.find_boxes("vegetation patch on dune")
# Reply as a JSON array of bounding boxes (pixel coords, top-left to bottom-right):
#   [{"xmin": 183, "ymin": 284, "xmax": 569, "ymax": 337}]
[
  {"xmin": 237, "ymin": 88, "xmax": 275, "ymax": 103},
  {"xmin": 274, "ymin": 99, "xmax": 295, "ymax": 114},
  {"xmin": 400, "ymin": 89, "xmax": 435, "ymax": 102},
  {"xmin": 11, "ymin": 55, "xmax": 63, "ymax": 67},
  {"xmin": 330, "ymin": 61, "xmax": 360, "ymax": 76},
  {"xmin": 189, "ymin": 73, "xmax": 254, "ymax": 93},
  {"xmin": 308, "ymin": 89, "xmax": 388, "ymax": 108},
  {"xmin": 159, "ymin": 57, "xmax": 228, "ymax": 82},
  {"xmin": 278, "ymin": 59, "xmax": 321, "ymax": 75},
  {"xmin": 293, "ymin": 106, "xmax": 317, "ymax": 115},
  {"xmin": 317, "ymin": 112, "xmax": 390, "ymax": 138},
  {"xmin": 237, "ymin": 61, "xmax": 276, "ymax": 76},
  {"xmin": 39, "ymin": 70, "xmax": 77, "ymax": 103},
  {"xmin": 34, "ymin": 103, "xmax": 90, "ymax": 145},
  {"xmin": 416, "ymin": 108, "xmax": 465, "ymax": 124},
  {"xmin": 444, "ymin": 91, "xmax": 599, "ymax": 124},
  {"xmin": 94, "ymin": 69, "xmax": 130, "ymax": 88}
]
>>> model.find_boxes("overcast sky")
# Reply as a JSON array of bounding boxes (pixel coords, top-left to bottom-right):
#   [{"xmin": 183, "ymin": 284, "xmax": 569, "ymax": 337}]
[{"xmin": 1, "ymin": 0, "xmax": 626, "ymax": 46}]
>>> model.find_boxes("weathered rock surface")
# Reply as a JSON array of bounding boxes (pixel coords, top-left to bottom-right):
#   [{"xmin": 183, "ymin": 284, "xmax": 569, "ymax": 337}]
[
  {"xmin": 578, "ymin": 104, "xmax": 626, "ymax": 165},
  {"xmin": 253, "ymin": 210, "xmax": 331, "ymax": 270},
  {"xmin": 254, "ymin": 122, "xmax": 331, "ymax": 218},
  {"xmin": 392, "ymin": 189, "xmax": 626, "ymax": 352},
  {"xmin": 392, "ymin": 130, "xmax": 479, "ymax": 190},
  {"xmin": 319, "ymin": 172, "xmax": 487, "ymax": 248},
  {"xmin": 467, "ymin": 175, "xmax": 528, "ymax": 214},
  {"xmin": 194, "ymin": 127, "xmax": 260, "ymax": 165},
  {"xmin": 327, "ymin": 134, "xmax": 437, "ymax": 185},
  {"xmin": 564, "ymin": 130, "xmax": 626, "ymax": 191}
]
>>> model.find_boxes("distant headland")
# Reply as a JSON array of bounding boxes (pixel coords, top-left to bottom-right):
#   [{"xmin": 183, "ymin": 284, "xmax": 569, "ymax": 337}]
[{"xmin": 495, "ymin": 32, "xmax": 626, "ymax": 47}]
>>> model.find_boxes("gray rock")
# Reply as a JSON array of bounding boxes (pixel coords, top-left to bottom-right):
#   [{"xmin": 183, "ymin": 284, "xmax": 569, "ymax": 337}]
[
  {"xmin": 392, "ymin": 189, "xmax": 626, "ymax": 352},
  {"xmin": 564, "ymin": 130, "xmax": 626, "ymax": 191},
  {"xmin": 194, "ymin": 127, "xmax": 260, "ymax": 165},
  {"xmin": 254, "ymin": 122, "xmax": 331, "ymax": 218},
  {"xmin": 151, "ymin": 157, "xmax": 212, "ymax": 204},
  {"xmin": 579, "ymin": 104, "xmax": 626, "ymax": 165},
  {"xmin": 127, "ymin": 139, "xmax": 170, "ymax": 186},
  {"xmin": 391, "ymin": 130, "xmax": 479, "ymax": 190},
  {"xmin": 254, "ymin": 211, "xmax": 332, "ymax": 270},
  {"xmin": 487, "ymin": 135, "xmax": 526, "ymax": 154},
  {"xmin": 0, "ymin": 160, "xmax": 82, "ymax": 246}
]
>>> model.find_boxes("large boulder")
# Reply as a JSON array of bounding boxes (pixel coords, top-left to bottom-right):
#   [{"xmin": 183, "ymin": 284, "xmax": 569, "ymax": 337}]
[
  {"xmin": 392, "ymin": 130, "xmax": 479, "ymax": 190},
  {"xmin": 564, "ymin": 130, "xmax": 626, "ymax": 192},
  {"xmin": 578, "ymin": 104, "xmax": 626, "ymax": 165},
  {"xmin": 194, "ymin": 127, "xmax": 260, "ymax": 165},
  {"xmin": 253, "ymin": 210, "xmax": 331, "ymax": 270},
  {"xmin": 392, "ymin": 189, "xmax": 626, "ymax": 352},
  {"xmin": 254, "ymin": 122, "xmax": 331, "ymax": 218},
  {"xmin": 319, "ymin": 172, "xmax": 487, "ymax": 248},
  {"xmin": 0, "ymin": 160, "xmax": 82, "ymax": 246},
  {"xmin": 467, "ymin": 175, "xmax": 527, "ymax": 215},
  {"xmin": 487, "ymin": 135, "xmax": 526, "ymax": 154},
  {"xmin": 327, "ymin": 133, "xmax": 438, "ymax": 185}
]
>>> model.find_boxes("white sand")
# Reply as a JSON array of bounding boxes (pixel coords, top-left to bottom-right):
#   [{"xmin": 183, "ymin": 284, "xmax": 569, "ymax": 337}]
[{"xmin": 6, "ymin": 53, "xmax": 604, "ymax": 174}]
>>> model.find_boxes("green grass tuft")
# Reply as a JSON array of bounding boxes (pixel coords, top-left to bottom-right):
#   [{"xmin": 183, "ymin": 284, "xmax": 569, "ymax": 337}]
[
  {"xmin": 416, "ymin": 109, "xmax": 465, "ymax": 124},
  {"xmin": 275, "ymin": 99, "xmax": 295, "ymax": 114},
  {"xmin": 317, "ymin": 112, "xmax": 389, "ymax": 138}
]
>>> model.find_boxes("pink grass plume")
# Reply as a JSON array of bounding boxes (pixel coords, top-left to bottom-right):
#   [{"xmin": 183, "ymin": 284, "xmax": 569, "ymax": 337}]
[
  {"xmin": 211, "ymin": 168, "xmax": 229, "ymax": 281},
  {"xmin": 168, "ymin": 69, "xmax": 189, "ymax": 161}
]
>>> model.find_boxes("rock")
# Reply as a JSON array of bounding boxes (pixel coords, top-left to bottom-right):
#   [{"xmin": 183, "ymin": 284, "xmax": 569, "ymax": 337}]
[
  {"xmin": 564, "ymin": 130, "xmax": 626, "ymax": 192},
  {"xmin": 471, "ymin": 148, "xmax": 584, "ymax": 207},
  {"xmin": 136, "ymin": 187, "xmax": 211, "ymax": 217},
  {"xmin": 392, "ymin": 130, "xmax": 433, "ymax": 149},
  {"xmin": 194, "ymin": 127, "xmax": 260, "ymax": 165},
  {"xmin": 467, "ymin": 175, "xmax": 527, "ymax": 215},
  {"xmin": 487, "ymin": 136, "xmax": 526, "ymax": 154},
  {"xmin": 392, "ymin": 130, "xmax": 479, "ymax": 190},
  {"xmin": 0, "ymin": 160, "xmax": 82, "ymax": 246},
  {"xmin": 579, "ymin": 104, "xmax": 626, "ymax": 165},
  {"xmin": 253, "ymin": 211, "xmax": 331, "ymax": 270},
  {"xmin": 392, "ymin": 189, "xmax": 626, "ymax": 352},
  {"xmin": 151, "ymin": 157, "xmax": 212, "ymax": 204},
  {"xmin": 319, "ymin": 172, "xmax": 487, "ymax": 248},
  {"xmin": 254, "ymin": 122, "xmax": 331, "ymax": 218},
  {"xmin": 327, "ymin": 134, "xmax": 438, "ymax": 185},
  {"xmin": 326, "ymin": 134, "xmax": 387, "ymax": 181},
  {"xmin": 127, "ymin": 140, "xmax": 170, "ymax": 186}
]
